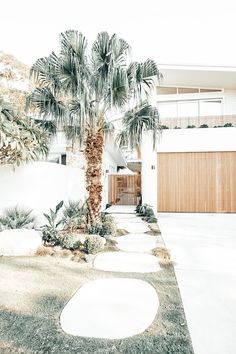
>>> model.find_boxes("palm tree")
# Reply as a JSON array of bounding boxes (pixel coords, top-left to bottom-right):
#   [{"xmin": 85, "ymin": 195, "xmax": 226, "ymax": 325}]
[
  {"xmin": 27, "ymin": 30, "xmax": 161, "ymax": 221},
  {"xmin": 0, "ymin": 96, "xmax": 49, "ymax": 165}
]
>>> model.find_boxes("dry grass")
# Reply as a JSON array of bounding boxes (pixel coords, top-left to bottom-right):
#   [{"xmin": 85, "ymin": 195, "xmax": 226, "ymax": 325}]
[
  {"xmin": 103, "ymin": 238, "xmax": 119, "ymax": 252},
  {"xmin": 148, "ymin": 223, "xmax": 161, "ymax": 234},
  {"xmin": 116, "ymin": 229, "xmax": 129, "ymax": 236},
  {"xmin": 152, "ymin": 246, "xmax": 177, "ymax": 267},
  {"xmin": 35, "ymin": 246, "xmax": 54, "ymax": 256},
  {"xmin": 71, "ymin": 250, "xmax": 87, "ymax": 263}
]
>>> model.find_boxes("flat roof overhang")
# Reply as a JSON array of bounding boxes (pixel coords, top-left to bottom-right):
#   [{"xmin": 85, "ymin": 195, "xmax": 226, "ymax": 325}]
[{"xmin": 158, "ymin": 64, "xmax": 236, "ymax": 89}]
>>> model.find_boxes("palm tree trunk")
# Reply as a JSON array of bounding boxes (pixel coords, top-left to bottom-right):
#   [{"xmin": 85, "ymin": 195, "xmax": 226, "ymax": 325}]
[{"xmin": 84, "ymin": 130, "xmax": 104, "ymax": 222}]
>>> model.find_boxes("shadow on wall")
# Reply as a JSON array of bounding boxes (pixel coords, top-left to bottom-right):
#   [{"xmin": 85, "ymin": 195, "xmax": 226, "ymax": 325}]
[{"xmin": 0, "ymin": 162, "xmax": 85, "ymax": 226}]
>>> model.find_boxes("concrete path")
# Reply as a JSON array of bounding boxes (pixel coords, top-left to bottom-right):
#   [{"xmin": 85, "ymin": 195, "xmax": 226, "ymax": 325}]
[
  {"xmin": 158, "ymin": 213, "xmax": 236, "ymax": 354},
  {"xmin": 60, "ymin": 205, "xmax": 160, "ymax": 339}
]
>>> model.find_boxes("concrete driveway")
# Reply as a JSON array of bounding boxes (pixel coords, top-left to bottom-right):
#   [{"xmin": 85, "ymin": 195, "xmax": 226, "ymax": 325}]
[{"xmin": 158, "ymin": 213, "xmax": 236, "ymax": 354}]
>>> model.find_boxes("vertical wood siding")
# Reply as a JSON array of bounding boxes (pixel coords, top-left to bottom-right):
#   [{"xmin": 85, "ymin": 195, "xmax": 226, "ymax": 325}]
[
  {"xmin": 108, "ymin": 175, "xmax": 141, "ymax": 205},
  {"xmin": 157, "ymin": 152, "xmax": 236, "ymax": 212}
]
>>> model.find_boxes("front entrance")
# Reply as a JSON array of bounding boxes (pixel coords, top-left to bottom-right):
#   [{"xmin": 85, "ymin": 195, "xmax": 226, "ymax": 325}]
[{"xmin": 108, "ymin": 175, "xmax": 141, "ymax": 205}]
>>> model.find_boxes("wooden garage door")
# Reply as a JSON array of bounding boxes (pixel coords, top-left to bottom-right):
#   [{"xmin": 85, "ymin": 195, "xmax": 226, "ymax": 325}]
[
  {"xmin": 108, "ymin": 175, "xmax": 141, "ymax": 205},
  {"xmin": 157, "ymin": 152, "xmax": 236, "ymax": 212}
]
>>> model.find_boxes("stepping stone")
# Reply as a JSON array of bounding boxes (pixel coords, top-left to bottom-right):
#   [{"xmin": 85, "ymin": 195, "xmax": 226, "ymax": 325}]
[
  {"xmin": 111, "ymin": 213, "xmax": 137, "ymax": 219},
  {"xmin": 117, "ymin": 222, "xmax": 150, "ymax": 233},
  {"xmin": 116, "ymin": 234, "xmax": 159, "ymax": 253},
  {"xmin": 94, "ymin": 252, "xmax": 161, "ymax": 273},
  {"xmin": 106, "ymin": 206, "xmax": 136, "ymax": 214},
  {"xmin": 60, "ymin": 278, "xmax": 159, "ymax": 339},
  {"xmin": 0, "ymin": 229, "xmax": 42, "ymax": 256}
]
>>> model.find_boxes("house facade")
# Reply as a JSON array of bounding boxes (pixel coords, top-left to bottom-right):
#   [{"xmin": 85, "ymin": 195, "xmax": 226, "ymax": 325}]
[{"xmin": 141, "ymin": 65, "xmax": 236, "ymax": 213}]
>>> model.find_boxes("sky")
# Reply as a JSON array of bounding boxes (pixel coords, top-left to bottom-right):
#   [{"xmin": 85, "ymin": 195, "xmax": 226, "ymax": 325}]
[{"xmin": 1, "ymin": 0, "xmax": 236, "ymax": 67}]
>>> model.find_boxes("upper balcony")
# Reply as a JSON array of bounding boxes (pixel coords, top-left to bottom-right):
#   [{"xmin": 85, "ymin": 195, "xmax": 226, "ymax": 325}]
[{"xmin": 160, "ymin": 114, "xmax": 236, "ymax": 129}]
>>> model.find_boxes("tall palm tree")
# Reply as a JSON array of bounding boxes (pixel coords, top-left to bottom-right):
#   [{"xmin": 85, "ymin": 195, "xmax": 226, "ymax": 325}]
[
  {"xmin": 0, "ymin": 96, "xmax": 49, "ymax": 166},
  {"xmin": 27, "ymin": 30, "xmax": 161, "ymax": 221}
]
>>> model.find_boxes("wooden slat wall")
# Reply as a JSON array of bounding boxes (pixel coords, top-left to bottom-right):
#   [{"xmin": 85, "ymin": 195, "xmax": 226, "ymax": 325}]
[
  {"xmin": 108, "ymin": 175, "xmax": 141, "ymax": 205},
  {"xmin": 157, "ymin": 152, "xmax": 236, "ymax": 212}
]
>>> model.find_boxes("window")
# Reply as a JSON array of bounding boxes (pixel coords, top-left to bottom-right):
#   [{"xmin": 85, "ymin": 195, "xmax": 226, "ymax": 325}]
[
  {"xmin": 178, "ymin": 101, "xmax": 198, "ymax": 117},
  {"xmin": 178, "ymin": 87, "xmax": 199, "ymax": 94},
  {"xmin": 156, "ymin": 86, "xmax": 177, "ymax": 95},
  {"xmin": 199, "ymin": 99, "xmax": 222, "ymax": 116},
  {"xmin": 158, "ymin": 102, "xmax": 177, "ymax": 118}
]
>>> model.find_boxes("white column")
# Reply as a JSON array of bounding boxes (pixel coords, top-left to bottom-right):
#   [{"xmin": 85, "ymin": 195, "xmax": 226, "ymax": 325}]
[{"xmin": 141, "ymin": 132, "xmax": 157, "ymax": 212}]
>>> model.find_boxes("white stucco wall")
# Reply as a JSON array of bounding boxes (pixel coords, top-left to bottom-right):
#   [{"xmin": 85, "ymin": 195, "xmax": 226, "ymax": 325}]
[
  {"xmin": 102, "ymin": 151, "xmax": 118, "ymax": 209},
  {"xmin": 0, "ymin": 162, "xmax": 85, "ymax": 226},
  {"xmin": 141, "ymin": 133, "xmax": 158, "ymax": 211},
  {"xmin": 157, "ymin": 127, "xmax": 236, "ymax": 152}
]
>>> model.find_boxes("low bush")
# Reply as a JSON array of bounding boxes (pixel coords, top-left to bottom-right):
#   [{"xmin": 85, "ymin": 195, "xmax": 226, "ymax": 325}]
[
  {"xmin": 100, "ymin": 213, "xmax": 116, "ymax": 237},
  {"xmin": 60, "ymin": 233, "xmax": 81, "ymax": 250},
  {"xmin": 145, "ymin": 207, "xmax": 154, "ymax": 217},
  {"xmin": 0, "ymin": 206, "xmax": 36, "ymax": 231},
  {"xmin": 86, "ymin": 222, "xmax": 103, "ymax": 235},
  {"xmin": 145, "ymin": 216, "xmax": 158, "ymax": 223},
  {"xmin": 83, "ymin": 235, "xmax": 106, "ymax": 254},
  {"xmin": 86, "ymin": 214, "xmax": 116, "ymax": 238}
]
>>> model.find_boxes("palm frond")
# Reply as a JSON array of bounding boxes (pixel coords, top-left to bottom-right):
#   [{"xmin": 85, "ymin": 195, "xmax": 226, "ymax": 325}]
[
  {"xmin": 128, "ymin": 59, "xmax": 161, "ymax": 101},
  {"xmin": 120, "ymin": 104, "xmax": 161, "ymax": 149},
  {"xmin": 26, "ymin": 88, "xmax": 67, "ymax": 121}
]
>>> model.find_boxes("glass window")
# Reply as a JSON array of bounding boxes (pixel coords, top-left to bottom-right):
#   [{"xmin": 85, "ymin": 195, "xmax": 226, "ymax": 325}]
[
  {"xmin": 199, "ymin": 100, "xmax": 222, "ymax": 116},
  {"xmin": 158, "ymin": 102, "xmax": 178, "ymax": 118},
  {"xmin": 178, "ymin": 101, "xmax": 198, "ymax": 117}
]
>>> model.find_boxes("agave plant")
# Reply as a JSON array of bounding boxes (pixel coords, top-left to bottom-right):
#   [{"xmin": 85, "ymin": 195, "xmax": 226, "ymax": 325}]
[
  {"xmin": 61, "ymin": 200, "xmax": 87, "ymax": 231},
  {"xmin": 27, "ymin": 30, "xmax": 162, "ymax": 220},
  {"xmin": 0, "ymin": 96, "xmax": 49, "ymax": 166},
  {"xmin": 0, "ymin": 206, "xmax": 36, "ymax": 231}
]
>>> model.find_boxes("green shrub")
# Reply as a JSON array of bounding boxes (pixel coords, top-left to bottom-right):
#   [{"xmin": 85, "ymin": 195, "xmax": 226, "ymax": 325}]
[
  {"xmin": 100, "ymin": 213, "xmax": 116, "ymax": 236},
  {"xmin": 86, "ymin": 214, "xmax": 116, "ymax": 238},
  {"xmin": 199, "ymin": 124, "xmax": 208, "ymax": 128},
  {"xmin": 41, "ymin": 201, "xmax": 63, "ymax": 246},
  {"xmin": 146, "ymin": 217, "xmax": 158, "ymax": 223},
  {"xmin": 187, "ymin": 125, "xmax": 196, "ymax": 128},
  {"xmin": 61, "ymin": 200, "xmax": 87, "ymax": 231},
  {"xmin": 0, "ymin": 206, "xmax": 36, "ymax": 231},
  {"xmin": 83, "ymin": 235, "xmax": 106, "ymax": 254},
  {"xmin": 60, "ymin": 233, "xmax": 81, "ymax": 250},
  {"xmin": 145, "ymin": 207, "xmax": 154, "ymax": 217},
  {"xmin": 86, "ymin": 222, "xmax": 103, "ymax": 235}
]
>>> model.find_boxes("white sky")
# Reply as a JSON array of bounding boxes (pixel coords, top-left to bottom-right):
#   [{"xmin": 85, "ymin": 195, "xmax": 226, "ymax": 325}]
[{"xmin": 1, "ymin": 0, "xmax": 236, "ymax": 67}]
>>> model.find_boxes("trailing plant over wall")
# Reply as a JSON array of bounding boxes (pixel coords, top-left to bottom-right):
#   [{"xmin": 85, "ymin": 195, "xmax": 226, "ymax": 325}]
[{"xmin": 0, "ymin": 96, "xmax": 49, "ymax": 166}]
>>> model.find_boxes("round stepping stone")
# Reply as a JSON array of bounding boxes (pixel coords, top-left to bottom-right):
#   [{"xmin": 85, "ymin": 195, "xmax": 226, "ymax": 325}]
[
  {"xmin": 116, "ymin": 234, "xmax": 159, "ymax": 253},
  {"xmin": 117, "ymin": 222, "xmax": 150, "ymax": 233},
  {"xmin": 94, "ymin": 252, "xmax": 161, "ymax": 273},
  {"xmin": 60, "ymin": 278, "xmax": 159, "ymax": 339}
]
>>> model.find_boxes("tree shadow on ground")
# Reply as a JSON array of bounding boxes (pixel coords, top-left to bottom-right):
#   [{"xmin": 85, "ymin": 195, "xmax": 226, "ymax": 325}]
[{"xmin": 0, "ymin": 265, "xmax": 194, "ymax": 354}]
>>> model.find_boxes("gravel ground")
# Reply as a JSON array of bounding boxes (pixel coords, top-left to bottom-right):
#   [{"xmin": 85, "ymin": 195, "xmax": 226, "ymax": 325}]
[{"xmin": 0, "ymin": 253, "xmax": 194, "ymax": 354}]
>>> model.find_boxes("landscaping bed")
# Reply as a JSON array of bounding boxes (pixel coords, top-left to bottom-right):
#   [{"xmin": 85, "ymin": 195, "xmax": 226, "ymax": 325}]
[{"xmin": 0, "ymin": 254, "xmax": 193, "ymax": 354}]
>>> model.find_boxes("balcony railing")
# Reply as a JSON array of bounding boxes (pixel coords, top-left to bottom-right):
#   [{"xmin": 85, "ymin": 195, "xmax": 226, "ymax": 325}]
[{"xmin": 160, "ymin": 114, "xmax": 236, "ymax": 129}]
